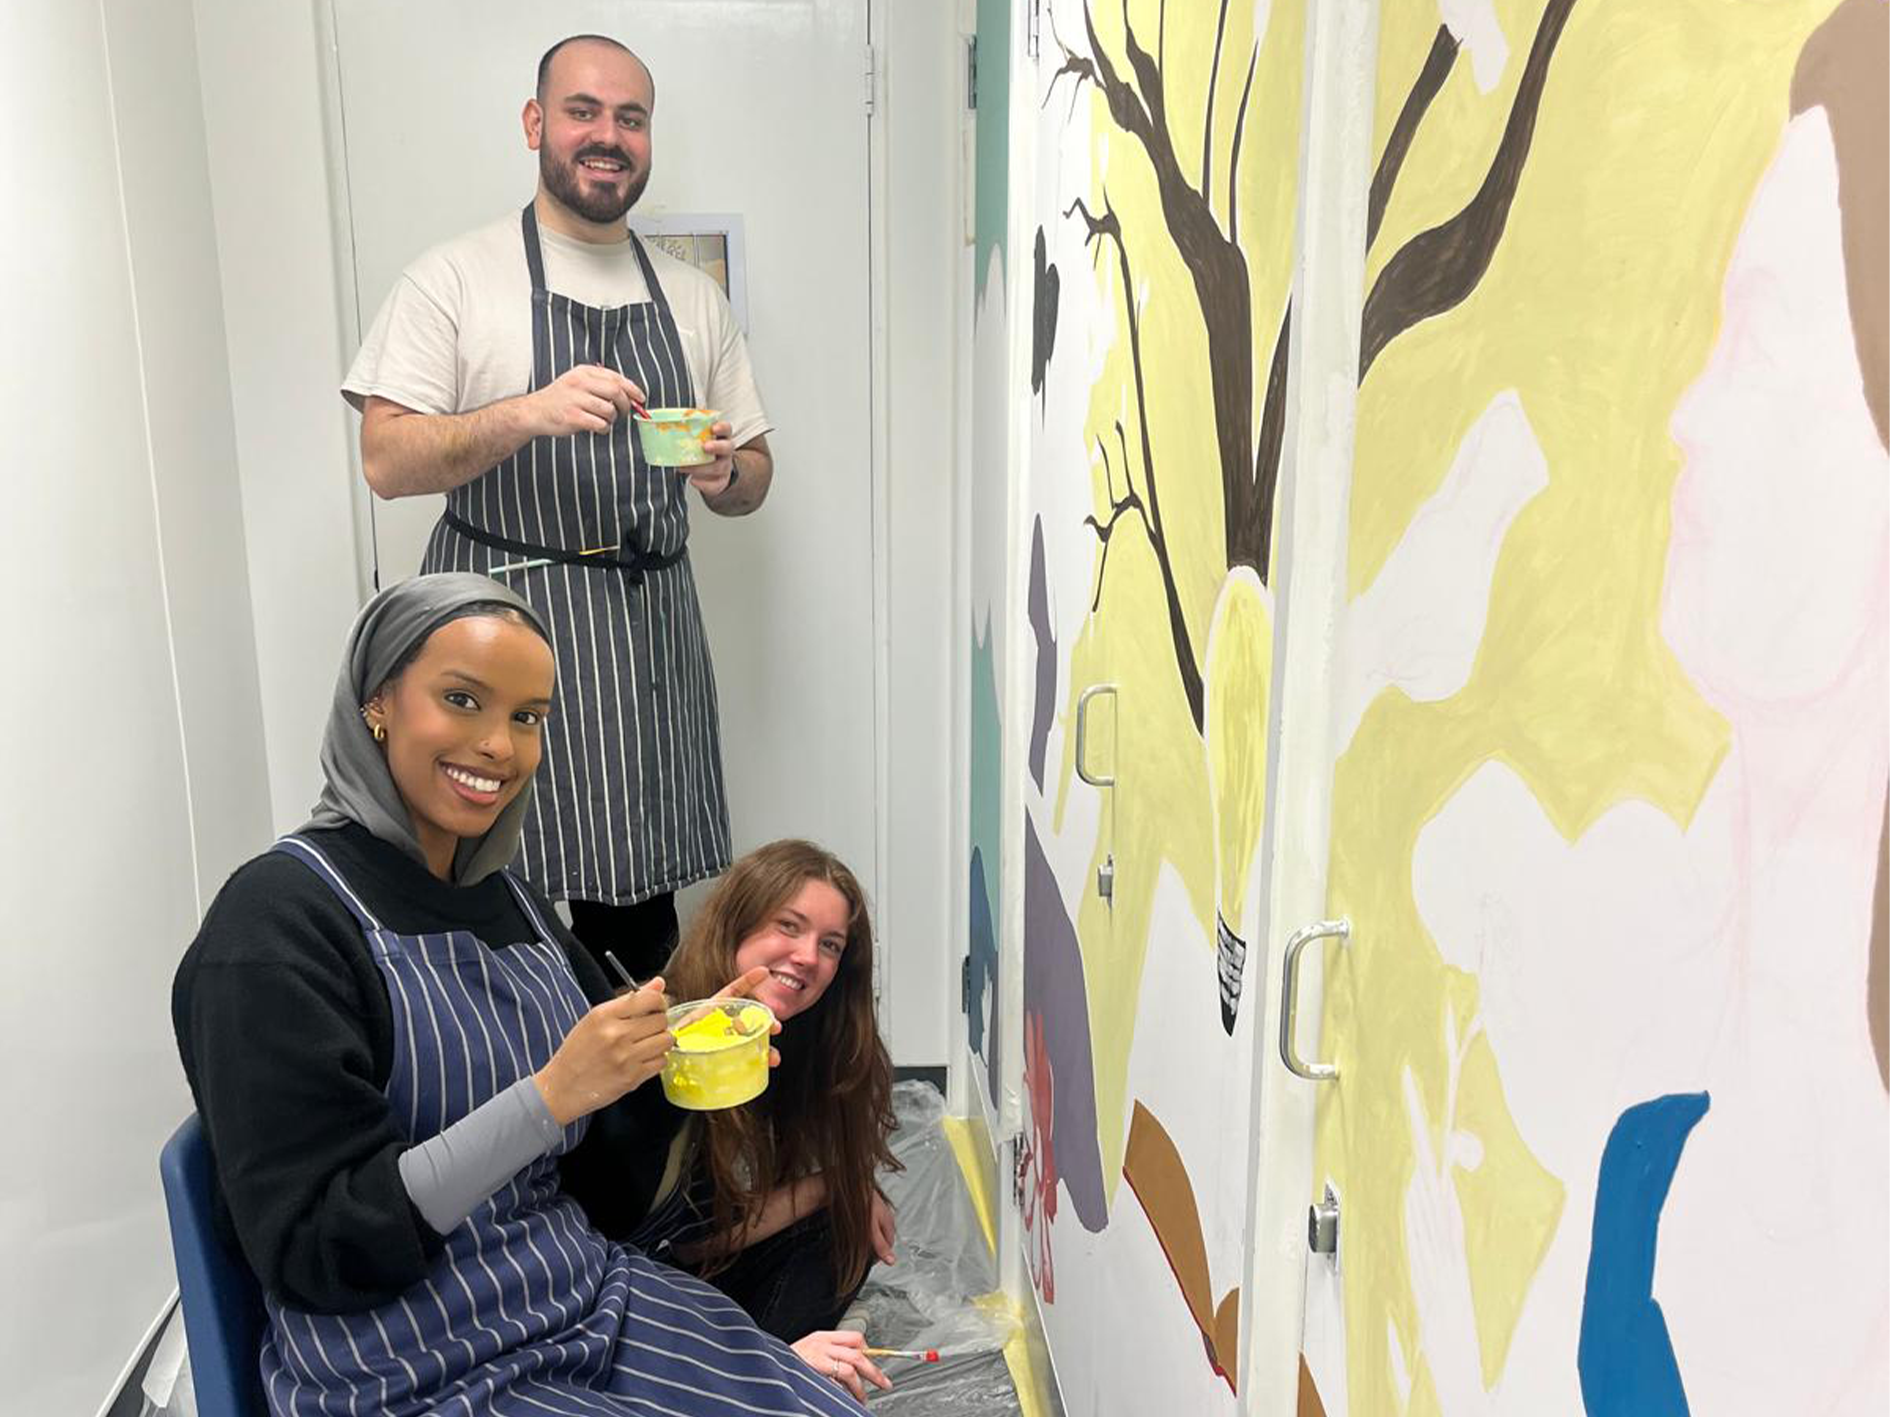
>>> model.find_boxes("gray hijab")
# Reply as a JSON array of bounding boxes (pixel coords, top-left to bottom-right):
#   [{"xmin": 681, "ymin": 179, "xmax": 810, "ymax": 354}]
[{"xmin": 302, "ymin": 572, "xmax": 552, "ymax": 885}]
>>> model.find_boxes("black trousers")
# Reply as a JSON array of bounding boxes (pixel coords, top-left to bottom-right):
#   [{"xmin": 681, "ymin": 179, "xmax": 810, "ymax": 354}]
[
  {"xmin": 704, "ymin": 1210, "xmax": 865, "ymax": 1343},
  {"xmin": 566, "ymin": 893, "xmax": 679, "ymax": 985}
]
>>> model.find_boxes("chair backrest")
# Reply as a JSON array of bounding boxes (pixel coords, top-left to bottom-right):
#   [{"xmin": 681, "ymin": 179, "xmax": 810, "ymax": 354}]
[{"xmin": 158, "ymin": 1114, "xmax": 268, "ymax": 1417}]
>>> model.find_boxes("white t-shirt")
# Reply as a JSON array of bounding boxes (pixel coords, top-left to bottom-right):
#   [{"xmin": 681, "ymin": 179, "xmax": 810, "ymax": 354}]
[{"xmin": 342, "ymin": 213, "xmax": 771, "ymax": 448}]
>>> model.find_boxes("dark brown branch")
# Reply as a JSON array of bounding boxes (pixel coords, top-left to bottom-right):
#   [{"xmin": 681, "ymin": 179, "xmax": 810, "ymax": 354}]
[
  {"xmin": 1117, "ymin": 0, "xmax": 1170, "ymax": 140},
  {"xmin": 1202, "ymin": 0, "xmax": 1233, "ymax": 215},
  {"xmin": 1226, "ymin": 43, "xmax": 1259, "ymax": 247},
  {"xmin": 1078, "ymin": 1, "xmax": 1255, "ymax": 587},
  {"xmin": 1360, "ymin": 0, "xmax": 1580, "ymax": 378},
  {"xmin": 1066, "ymin": 192, "xmax": 1206, "ymax": 730},
  {"xmin": 1368, "ymin": 25, "xmax": 1460, "ymax": 250},
  {"xmin": 1043, "ymin": 45, "xmax": 1097, "ymax": 112},
  {"xmin": 1083, "ymin": 436, "xmax": 1150, "ymax": 612},
  {"xmin": 1248, "ymin": 304, "xmax": 1292, "ymax": 578}
]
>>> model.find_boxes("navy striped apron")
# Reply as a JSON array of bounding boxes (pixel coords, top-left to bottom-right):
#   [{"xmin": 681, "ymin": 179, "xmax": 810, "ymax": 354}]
[
  {"xmin": 421, "ymin": 205, "xmax": 731, "ymax": 908},
  {"xmin": 258, "ymin": 835, "xmax": 864, "ymax": 1417}
]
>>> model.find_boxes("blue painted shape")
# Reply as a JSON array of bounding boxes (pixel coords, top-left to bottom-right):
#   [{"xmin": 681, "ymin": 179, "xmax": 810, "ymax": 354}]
[
  {"xmin": 1579, "ymin": 1091, "xmax": 1710, "ymax": 1417},
  {"xmin": 968, "ymin": 846, "xmax": 1000, "ymax": 1108}
]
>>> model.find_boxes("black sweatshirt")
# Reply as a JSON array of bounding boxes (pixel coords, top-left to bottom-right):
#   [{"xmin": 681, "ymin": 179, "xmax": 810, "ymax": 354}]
[{"xmin": 171, "ymin": 822, "xmax": 682, "ymax": 1314}]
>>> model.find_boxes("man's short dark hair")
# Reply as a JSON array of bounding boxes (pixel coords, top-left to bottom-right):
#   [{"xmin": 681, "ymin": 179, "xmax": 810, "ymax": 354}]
[{"xmin": 536, "ymin": 34, "xmax": 647, "ymax": 100}]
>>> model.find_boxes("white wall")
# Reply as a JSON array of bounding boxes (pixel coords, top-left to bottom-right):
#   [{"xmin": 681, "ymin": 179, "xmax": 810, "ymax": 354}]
[
  {"xmin": 0, "ymin": 2, "xmax": 271, "ymax": 1410},
  {"xmin": 192, "ymin": 0, "xmax": 369, "ymax": 833},
  {"xmin": 876, "ymin": 0, "xmax": 966, "ymax": 1066}
]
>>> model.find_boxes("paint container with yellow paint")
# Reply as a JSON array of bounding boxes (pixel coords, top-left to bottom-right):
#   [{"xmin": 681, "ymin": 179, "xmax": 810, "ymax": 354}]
[
  {"xmin": 660, "ymin": 998, "xmax": 774, "ymax": 1109},
  {"xmin": 637, "ymin": 407, "xmax": 719, "ymax": 467}
]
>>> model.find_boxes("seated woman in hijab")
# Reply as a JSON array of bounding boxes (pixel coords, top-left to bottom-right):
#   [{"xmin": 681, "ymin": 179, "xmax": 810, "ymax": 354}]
[
  {"xmin": 625, "ymin": 841, "xmax": 900, "ymax": 1400},
  {"xmin": 172, "ymin": 573, "xmax": 872, "ymax": 1416}
]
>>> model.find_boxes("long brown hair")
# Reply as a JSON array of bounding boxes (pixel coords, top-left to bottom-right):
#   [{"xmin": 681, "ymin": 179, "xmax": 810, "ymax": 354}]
[{"xmin": 664, "ymin": 840, "xmax": 897, "ymax": 1292}]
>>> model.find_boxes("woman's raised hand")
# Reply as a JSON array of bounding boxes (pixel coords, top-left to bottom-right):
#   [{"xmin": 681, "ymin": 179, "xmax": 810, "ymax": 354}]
[
  {"xmin": 715, "ymin": 965, "xmax": 784, "ymax": 1068},
  {"xmin": 790, "ymin": 1330, "xmax": 890, "ymax": 1402},
  {"xmin": 532, "ymin": 977, "xmax": 672, "ymax": 1125}
]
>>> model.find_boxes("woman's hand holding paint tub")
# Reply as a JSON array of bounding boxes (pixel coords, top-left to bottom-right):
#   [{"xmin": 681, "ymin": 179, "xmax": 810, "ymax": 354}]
[{"xmin": 533, "ymin": 977, "xmax": 672, "ymax": 1125}]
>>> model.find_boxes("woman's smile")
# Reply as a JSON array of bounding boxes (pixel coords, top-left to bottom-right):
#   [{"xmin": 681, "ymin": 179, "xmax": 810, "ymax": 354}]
[{"xmin": 442, "ymin": 761, "xmax": 508, "ymax": 806}]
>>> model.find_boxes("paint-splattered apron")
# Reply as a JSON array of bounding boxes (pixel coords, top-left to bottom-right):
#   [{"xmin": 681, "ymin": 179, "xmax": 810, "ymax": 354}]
[
  {"xmin": 421, "ymin": 204, "xmax": 731, "ymax": 907},
  {"xmin": 258, "ymin": 834, "xmax": 863, "ymax": 1417}
]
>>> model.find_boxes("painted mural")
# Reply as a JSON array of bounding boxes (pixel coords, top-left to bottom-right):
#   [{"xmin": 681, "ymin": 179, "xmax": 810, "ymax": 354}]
[
  {"xmin": 1301, "ymin": 3, "xmax": 1889, "ymax": 1416},
  {"xmin": 1013, "ymin": 0, "xmax": 1306, "ymax": 1410},
  {"xmin": 966, "ymin": 0, "xmax": 1013, "ymax": 1117}
]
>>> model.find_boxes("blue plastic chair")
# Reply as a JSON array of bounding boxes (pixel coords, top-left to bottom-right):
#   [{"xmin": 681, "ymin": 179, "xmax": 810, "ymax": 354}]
[{"xmin": 158, "ymin": 1114, "xmax": 268, "ymax": 1417}]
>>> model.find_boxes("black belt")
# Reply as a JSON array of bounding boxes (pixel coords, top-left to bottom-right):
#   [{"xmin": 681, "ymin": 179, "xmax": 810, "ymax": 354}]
[{"xmin": 444, "ymin": 511, "xmax": 684, "ymax": 587}]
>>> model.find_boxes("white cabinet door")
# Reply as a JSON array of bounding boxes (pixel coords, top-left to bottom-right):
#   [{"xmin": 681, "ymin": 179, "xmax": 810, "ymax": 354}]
[{"xmin": 328, "ymin": 0, "xmax": 878, "ymax": 896}]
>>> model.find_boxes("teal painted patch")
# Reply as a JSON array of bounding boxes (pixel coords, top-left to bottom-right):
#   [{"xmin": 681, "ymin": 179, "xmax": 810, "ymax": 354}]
[{"xmin": 973, "ymin": 0, "xmax": 1011, "ymax": 302}]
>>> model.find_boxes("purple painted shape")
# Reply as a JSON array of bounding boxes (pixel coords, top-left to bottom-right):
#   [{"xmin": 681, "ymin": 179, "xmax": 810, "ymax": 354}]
[
  {"xmin": 1027, "ymin": 518, "xmax": 1057, "ymax": 791},
  {"xmin": 1023, "ymin": 816, "xmax": 1108, "ymax": 1232}
]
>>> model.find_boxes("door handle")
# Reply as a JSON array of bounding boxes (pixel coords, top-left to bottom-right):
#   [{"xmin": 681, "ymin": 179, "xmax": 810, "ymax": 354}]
[
  {"xmin": 1279, "ymin": 918, "xmax": 1350, "ymax": 1081},
  {"xmin": 1074, "ymin": 684, "xmax": 1117, "ymax": 787}
]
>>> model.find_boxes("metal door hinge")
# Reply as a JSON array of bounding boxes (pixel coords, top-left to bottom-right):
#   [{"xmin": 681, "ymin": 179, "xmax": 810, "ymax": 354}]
[
  {"xmin": 966, "ymin": 35, "xmax": 979, "ymax": 109},
  {"xmin": 1027, "ymin": 0, "xmax": 1042, "ymax": 60},
  {"xmin": 961, "ymin": 955, "xmax": 971, "ymax": 1013},
  {"xmin": 1308, "ymin": 1183, "xmax": 1340, "ymax": 1267},
  {"xmin": 863, "ymin": 43, "xmax": 878, "ymax": 115},
  {"xmin": 1097, "ymin": 852, "xmax": 1115, "ymax": 908}
]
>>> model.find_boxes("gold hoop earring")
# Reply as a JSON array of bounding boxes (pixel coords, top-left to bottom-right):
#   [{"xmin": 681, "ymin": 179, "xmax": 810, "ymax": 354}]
[{"xmin": 361, "ymin": 706, "xmax": 386, "ymax": 743}]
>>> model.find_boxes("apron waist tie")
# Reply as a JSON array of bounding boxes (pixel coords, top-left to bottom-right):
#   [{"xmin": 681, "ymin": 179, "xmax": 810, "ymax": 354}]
[{"xmin": 444, "ymin": 510, "xmax": 684, "ymax": 587}]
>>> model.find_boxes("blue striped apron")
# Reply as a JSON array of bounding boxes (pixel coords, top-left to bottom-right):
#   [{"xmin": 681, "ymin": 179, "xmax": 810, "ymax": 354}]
[
  {"xmin": 420, "ymin": 205, "xmax": 732, "ymax": 909},
  {"xmin": 259, "ymin": 835, "xmax": 864, "ymax": 1417}
]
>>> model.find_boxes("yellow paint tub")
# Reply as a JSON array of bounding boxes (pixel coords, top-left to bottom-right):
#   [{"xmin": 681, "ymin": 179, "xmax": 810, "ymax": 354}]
[{"xmin": 660, "ymin": 998, "xmax": 773, "ymax": 1110}]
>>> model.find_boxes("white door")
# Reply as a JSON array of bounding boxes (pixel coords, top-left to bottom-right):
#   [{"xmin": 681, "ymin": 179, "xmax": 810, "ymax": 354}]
[
  {"xmin": 974, "ymin": 2, "xmax": 1379, "ymax": 1414},
  {"xmin": 327, "ymin": 0, "xmax": 879, "ymax": 895}
]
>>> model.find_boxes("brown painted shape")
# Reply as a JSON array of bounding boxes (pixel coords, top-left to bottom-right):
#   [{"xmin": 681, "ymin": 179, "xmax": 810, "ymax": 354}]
[
  {"xmin": 1297, "ymin": 1355, "xmax": 1329, "ymax": 1417},
  {"xmin": 1123, "ymin": 1100, "xmax": 1241, "ymax": 1392},
  {"xmin": 1791, "ymin": 0, "xmax": 1889, "ymax": 451},
  {"xmin": 1359, "ymin": 0, "xmax": 1581, "ymax": 379}
]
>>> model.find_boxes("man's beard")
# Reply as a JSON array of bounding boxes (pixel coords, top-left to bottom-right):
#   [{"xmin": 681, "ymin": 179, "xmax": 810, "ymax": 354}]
[{"xmin": 541, "ymin": 144, "xmax": 648, "ymax": 224}]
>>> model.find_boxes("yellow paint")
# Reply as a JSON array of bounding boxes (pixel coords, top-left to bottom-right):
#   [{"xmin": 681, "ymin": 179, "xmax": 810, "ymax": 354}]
[
  {"xmin": 940, "ymin": 1114, "xmax": 998, "ymax": 1256},
  {"xmin": 1323, "ymin": 2, "xmax": 1839, "ymax": 1411},
  {"xmin": 660, "ymin": 1002, "xmax": 771, "ymax": 1109},
  {"xmin": 1057, "ymin": 0, "xmax": 1307, "ymax": 1197},
  {"xmin": 941, "ymin": 1114, "xmax": 1054, "ymax": 1417}
]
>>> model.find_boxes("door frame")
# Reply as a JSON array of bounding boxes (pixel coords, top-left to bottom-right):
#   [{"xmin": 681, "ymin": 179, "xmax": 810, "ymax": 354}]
[{"xmin": 1235, "ymin": 2, "xmax": 1382, "ymax": 1412}]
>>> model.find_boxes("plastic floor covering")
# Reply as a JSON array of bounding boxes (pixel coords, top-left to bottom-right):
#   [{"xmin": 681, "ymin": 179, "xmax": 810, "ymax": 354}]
[{"xmin": 843, "ymin": 1081, "xmax": 1024, "ymax": 1414}]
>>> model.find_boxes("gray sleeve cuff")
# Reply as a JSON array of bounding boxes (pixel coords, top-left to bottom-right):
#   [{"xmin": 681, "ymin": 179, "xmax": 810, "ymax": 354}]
[{"xmin": 397, "ymin": 1077, "xmax": 563, "ymax": 1235}]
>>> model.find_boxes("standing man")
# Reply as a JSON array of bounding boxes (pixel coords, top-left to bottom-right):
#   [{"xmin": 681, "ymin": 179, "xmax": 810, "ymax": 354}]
[{"xmin": 344, "ymin": 35, "xmax": 772, "ymax": 977}]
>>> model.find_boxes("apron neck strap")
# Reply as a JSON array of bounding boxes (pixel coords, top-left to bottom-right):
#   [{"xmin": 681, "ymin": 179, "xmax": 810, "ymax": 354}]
[
  {"xmin": 625, "ymin": 231, "xmax": 672, "ymax": 319},
  {"xmin": 520, "ymin": 201, "xmax": 550, "ymax": 294}
]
